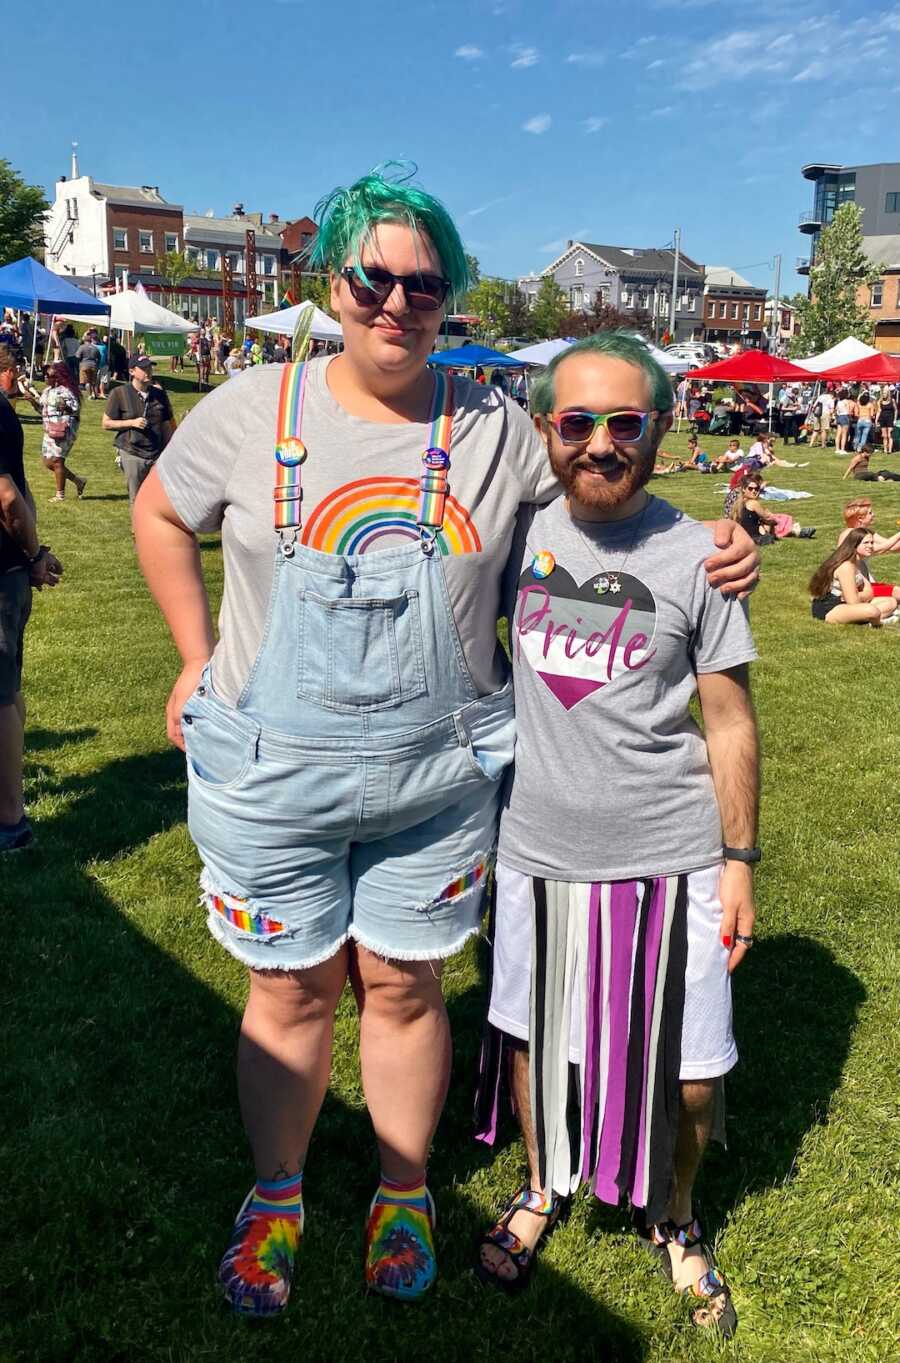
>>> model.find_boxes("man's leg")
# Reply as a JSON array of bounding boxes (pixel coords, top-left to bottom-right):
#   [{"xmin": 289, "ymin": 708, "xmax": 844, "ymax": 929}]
[
  {"xmin": 0, "ymin": 698, "xmax": 25, "ymax": 825},
  {"xmin": 663, "ymin": 1079, "xmax": 716, "ymax": 1288}
]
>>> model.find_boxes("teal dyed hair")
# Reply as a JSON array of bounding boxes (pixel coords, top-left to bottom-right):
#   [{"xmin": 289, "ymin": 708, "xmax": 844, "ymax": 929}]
[
  {"xmin": 530, "ymin": 332, "xmax": 676, "ymax": 417},
  {"xmin": 308, "ymin": 162, "xmax": 470, "ymax": 303}
]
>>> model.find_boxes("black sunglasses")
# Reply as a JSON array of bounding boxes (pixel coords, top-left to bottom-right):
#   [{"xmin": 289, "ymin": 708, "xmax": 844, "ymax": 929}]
[{"xmin": 340, "ymin": 266, "xmax": 450, "ymax": 312}]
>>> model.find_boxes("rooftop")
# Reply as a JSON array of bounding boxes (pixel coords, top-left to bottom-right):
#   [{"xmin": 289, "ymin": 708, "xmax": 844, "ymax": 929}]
[
  {"xmin": 184, "ymin": 214, "xmax": 283, "ymax": 249},
  {"xmin": 863, "ymin": 234, "xmax": 900, "ymax": 270},
  {"xmin": 704, "ymin": 266, "xmax": 764, "ymax": 291},
  {"xmin": 549, "ymin": 241, "xmax": 703, "ymax": 279},
  {"xmin": 92, "ymin": 180, "xmax": 182, "ymax": 209}
]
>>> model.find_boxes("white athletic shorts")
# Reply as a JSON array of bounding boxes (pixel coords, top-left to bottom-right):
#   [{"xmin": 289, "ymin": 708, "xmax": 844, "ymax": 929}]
[{"xmin": 488, "ymin": 859, "xmax": 737, "ymax": 1081}]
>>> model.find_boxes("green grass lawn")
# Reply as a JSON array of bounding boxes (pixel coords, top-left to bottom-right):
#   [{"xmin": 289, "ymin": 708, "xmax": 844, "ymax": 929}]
[{"xmin": 3, "ymin": 378, "xmax": 899, "ymax": 1363}]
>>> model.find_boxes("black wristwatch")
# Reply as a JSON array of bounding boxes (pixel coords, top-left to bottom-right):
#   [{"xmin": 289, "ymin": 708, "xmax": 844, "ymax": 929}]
[
  {"xmin": 26, "ymin": 544, "xmax": 48, "ymax": 566},
  {"xmin": 723, "ymin": 846, "xmax": 761, "ymax": 864}
]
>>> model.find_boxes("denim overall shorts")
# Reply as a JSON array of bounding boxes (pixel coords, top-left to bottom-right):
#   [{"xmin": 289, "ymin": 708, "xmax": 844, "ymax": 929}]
[{"xmin": 181, "ymin": 364, "xmax": 515, "ymax": 971}]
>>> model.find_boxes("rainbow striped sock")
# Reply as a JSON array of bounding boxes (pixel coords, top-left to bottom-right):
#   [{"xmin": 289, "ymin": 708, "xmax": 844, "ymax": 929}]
[
  {"xmin": 373, "ymin": 1173, "xmax": 428, "ymax": 1212},
  {"xmin": 250, "ymin": 1172, "xmax": 304, "ymax": 1219}
]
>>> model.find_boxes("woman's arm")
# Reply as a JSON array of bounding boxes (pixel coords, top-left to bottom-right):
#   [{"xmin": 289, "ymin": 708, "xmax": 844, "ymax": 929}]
[
  {"xmin": 835, "ymin": 560, "xmax": 869, "ymax": 605},
  {"xmin": 842, "ymin": 454, "xmax": 862, "ymax": 479},
  {"xmin": 744, "ymin": 497, "xmax": 776, "ymax": 526},
  {"xmin": 133, "ymin": 467, "xmax": 216, "ymax": 751}
]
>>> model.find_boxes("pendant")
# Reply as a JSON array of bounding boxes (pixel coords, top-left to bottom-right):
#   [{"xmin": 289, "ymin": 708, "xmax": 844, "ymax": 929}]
[
  {"xmin": 593, "ymin": 574, "xmax": 610, "ymax": 595},
  {"xmin": 607, "ymin": 574, "xmax": 622, "ymax": 594},
  {"xmin": 532, "ymin": 550, "xmax": 556, "ymax": 579}
]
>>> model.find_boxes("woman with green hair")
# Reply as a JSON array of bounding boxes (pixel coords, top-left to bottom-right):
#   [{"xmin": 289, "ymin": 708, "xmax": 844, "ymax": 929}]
[{"xmin": 133, "ymin": 165, "xmax": 757, "ymax": 1316}]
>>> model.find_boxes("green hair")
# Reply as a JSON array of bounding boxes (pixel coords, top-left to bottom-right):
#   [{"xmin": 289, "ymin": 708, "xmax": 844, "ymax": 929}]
[
  {"xmin": 530, "ymin": 332, "xmax": 675, "ymax": 417},
  {"xmin": 308, "ymin": 162, "xmax": 470, "ymax": 303}
]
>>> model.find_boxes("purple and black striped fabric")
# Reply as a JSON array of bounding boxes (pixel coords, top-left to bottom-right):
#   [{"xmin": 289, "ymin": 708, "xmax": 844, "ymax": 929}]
[{"xmin": 476, "ymin": 873, "xmax": 688, "ymax": 1224}]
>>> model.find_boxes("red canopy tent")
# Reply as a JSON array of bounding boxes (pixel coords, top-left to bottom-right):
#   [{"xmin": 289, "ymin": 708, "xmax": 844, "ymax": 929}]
[
  {"xmin": 682, "ymin": 351, "xmax": 814, "ymax": 432},
  {"xmin": 815, "ymin": 351, "xmax": 900, "ymax": 384},
  {"xmin": 686, "ymin": 351, "xmax": 813, "ymax": 383}
]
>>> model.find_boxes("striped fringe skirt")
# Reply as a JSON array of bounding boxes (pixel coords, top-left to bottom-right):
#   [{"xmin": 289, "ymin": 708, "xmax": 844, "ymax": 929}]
[{"xmin": 476, "ymin": 873, "xmax": 689, "ymax": 1226}]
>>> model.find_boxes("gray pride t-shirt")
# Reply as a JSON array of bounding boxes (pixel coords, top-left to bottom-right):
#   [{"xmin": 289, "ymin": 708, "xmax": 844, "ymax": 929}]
[
  {"xmin": 156, "ymin": 357, "xmax": 556, "ymax": 705},
  {"xmin": 499, "ymin": 494, "xmax": 758, "ymax": 882}
]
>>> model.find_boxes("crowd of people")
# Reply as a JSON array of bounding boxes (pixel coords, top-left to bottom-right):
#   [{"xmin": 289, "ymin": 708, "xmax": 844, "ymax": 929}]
[{"xmin": 0, "ymin": 163, "xmax": 898, "ymax": 1348}]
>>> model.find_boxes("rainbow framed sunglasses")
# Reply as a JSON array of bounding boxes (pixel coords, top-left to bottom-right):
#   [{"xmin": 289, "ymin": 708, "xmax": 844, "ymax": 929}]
[{"xmin": 549, "ymin": 409, "xmax": 654, "ymax": 445}]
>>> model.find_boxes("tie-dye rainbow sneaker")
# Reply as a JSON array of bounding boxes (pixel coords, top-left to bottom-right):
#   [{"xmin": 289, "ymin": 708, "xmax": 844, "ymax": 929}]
[
  {"xmin": 364, "ymin": 1182, "xmax": 437, "ymax": 1302},
  {"xmin": 217, "ymin": 1185, "xmax": 304, "ymax": 1317}
]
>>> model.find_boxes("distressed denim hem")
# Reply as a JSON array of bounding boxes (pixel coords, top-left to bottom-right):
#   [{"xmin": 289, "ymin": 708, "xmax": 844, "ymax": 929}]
[
  {"xmin": 347, "ymin": 920, "xmax": 481, "ymax": 964},
  {"xmin": 206, "ymin": 909, "xmax": 351, "ymax": 973}
]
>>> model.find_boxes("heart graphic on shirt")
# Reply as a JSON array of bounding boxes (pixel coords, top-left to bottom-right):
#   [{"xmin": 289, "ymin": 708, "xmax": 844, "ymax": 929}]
[{"xmin": 513, "ymin": 562, "xmax": 657, "ymax": 710}]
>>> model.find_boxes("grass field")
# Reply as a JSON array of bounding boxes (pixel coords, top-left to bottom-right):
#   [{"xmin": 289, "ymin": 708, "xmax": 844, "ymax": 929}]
[{"xmin": 3, "ymin": 373, "xmax": 899, "ymax": 1363}]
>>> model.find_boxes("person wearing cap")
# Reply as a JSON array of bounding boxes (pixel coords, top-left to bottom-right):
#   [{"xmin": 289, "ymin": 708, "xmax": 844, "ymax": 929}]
[{"xmin": 102, "ymin": 356, "xmax": 175, "ymax": 505}]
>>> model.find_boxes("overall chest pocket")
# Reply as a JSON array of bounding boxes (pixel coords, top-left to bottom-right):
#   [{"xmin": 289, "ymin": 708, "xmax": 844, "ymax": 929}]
[{"xmin": 297, "ymin": 589, "xmax": 427, "ymax": 711}]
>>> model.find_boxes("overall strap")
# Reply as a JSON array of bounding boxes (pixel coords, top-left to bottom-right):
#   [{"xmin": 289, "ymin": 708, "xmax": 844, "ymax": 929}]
[
  {"xmin": 417, "ymin": 371, "xmax": 455, "ymax": 554},
  {"xmin": 273, "ymin": 362, "xmax": 309, "ymax": 552}
]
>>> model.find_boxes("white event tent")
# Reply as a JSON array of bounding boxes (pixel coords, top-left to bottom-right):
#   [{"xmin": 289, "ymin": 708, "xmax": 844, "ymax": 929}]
[
  {"xmin": 58, "ymin": 285, "xmax": 197, "ymax": 334},
  {"xmin": 796, "ymin": 337, "xmax": 880, "ymax": 373},
  {"xmin": 244, "ymin": 300, "xmax": 342, "ymax": 341},
  {"xmin": 507, "ymin": 338, "xmax": 573, "ymax": 365}
]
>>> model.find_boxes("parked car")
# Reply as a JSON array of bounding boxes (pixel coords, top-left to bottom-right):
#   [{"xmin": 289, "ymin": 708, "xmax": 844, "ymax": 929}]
[{"xmin": 664, "ymin": 344, "xmax": 712, "ymax": 369}]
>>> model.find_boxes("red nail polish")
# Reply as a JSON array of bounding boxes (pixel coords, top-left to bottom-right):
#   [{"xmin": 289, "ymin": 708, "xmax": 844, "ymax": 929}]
[{"xmin": 722, "ymin": 935, "xmax": 732, "ymax": 948}]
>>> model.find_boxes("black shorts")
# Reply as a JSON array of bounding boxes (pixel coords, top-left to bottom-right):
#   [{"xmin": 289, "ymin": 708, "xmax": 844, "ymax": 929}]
[
  {"xmin": 0, "ymin": 569, "xmax": 32, "ymax": 704},
  {"xmin": 810, "ymin": 596, "xmax": 836, "ymax": 622}
]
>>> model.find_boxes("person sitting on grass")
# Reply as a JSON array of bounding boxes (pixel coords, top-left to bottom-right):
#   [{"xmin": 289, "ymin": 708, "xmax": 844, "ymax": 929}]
[
  {"xmin": 744, "ymin": 435, "xmax": 807, "ymax": 471},
  {"xmin": 653, "ymin": 449, "xmax": 687, "ymax": 475},
  {"xmin": 710, "ymin": 438, "xmax": 744, "ymax": 474},
  {"xmin": 726, "ymin": 473, "xmax": 815, "ymax": 544},
  {"xmin": 837, "ymin": 497, "xmax": 900, "ymax": 604},
  {"xmin": 842, "ymin": 450, "xmax": 900, "ymax": 483},
  {"xmin": 809, "ymin": 531, "xmax": 898, "ymax": 626},
  {"xmin": 684, "ymin": 434, "xmax": 711, "ymax": 471}
]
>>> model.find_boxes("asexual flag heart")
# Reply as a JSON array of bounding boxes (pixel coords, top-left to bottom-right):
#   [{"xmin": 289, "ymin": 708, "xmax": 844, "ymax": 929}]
[{"xmin": 514, "ymin": 563, "xmax": 657, "ymax": 710}]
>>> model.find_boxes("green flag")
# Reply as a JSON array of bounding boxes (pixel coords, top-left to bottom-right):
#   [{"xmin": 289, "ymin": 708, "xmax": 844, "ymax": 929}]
[{"xmin": 143, "ymin": 332, "xmax": 186, "ymax": 356}]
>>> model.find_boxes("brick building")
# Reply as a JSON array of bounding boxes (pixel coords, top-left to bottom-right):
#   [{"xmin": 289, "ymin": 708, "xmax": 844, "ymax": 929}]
[{"xmin": 702, "ymin": 267, "xmax": 767, "ymax": 344}]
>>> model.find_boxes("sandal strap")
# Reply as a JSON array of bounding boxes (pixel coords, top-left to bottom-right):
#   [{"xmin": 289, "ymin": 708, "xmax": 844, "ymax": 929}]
[
  {"xmin": 511, "ymin": 1186, "xmax": 559, "ymax": 1218},
  {"xmin": 651, "ymin": 1216, "xmax": 703, "ymax": 1249},
  {"xmin": 694, "ymin": 1267, "xmax": 728, "ymax": 1300}
]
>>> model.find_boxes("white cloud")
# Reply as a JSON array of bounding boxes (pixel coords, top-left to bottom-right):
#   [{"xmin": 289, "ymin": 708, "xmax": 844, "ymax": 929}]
[
  {"xmin": 792, "ymin": 59, "xmax": 825, "ymax": 81},
  {"xmin": 454, "ymin": 45, "xmax": 483, "ymax": 60},
  {"xmin": 511, "ymin": 45, "xmax": 539, "ymax": 68},
  {"xmin": 649, "ymin": 105, "xmax": 674, "ymax": 117},
  {"xmin": 540, "ymin": 238, "xmax": 566, "ymax": 253},
  {"xmin": 584, "ymin": 116, "xmax": 610, "ymax": 133},
  {"xmin": 566, "ymin": 49, "xmax": 606, "ymax": 66},
  {"xmin": 464, "ymin": 196, "xmax": 510, "ymax": 219},
  {"xmin": 646, "ymin": 58, "xmax": 665, "ymax": 69},
  {"xmin": 522, "ymin": 113, "xmax": 552, "ymax": 134}
]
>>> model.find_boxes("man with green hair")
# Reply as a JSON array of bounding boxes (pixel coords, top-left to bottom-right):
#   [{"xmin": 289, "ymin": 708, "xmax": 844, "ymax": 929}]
[{"xmin": 476, "ymin": 332, "xmax": 759, "ymax": 1341}]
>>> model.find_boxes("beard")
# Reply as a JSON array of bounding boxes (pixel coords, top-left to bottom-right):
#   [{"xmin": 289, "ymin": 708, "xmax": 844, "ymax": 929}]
[{"xmin": 548, "ymin": 440, "xmax": 657, "ymax": 512}]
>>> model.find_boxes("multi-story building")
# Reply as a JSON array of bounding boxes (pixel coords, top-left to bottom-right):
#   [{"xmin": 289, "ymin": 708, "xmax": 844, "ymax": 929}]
[
  {"xmin": 797, "ymin": 161, "xmax": 900, "ymax": 277},
  {"xmin": 854, "ymin": 234, "xmax": 900, "ymax": 354},
  {"xmin": 517, "ymin": 240, "xmax": 705, "ymax": 341},
  {"xmin": 44, "ymin": 151, "xmax": 184, "ymax": 290},
  {"xmin": 702, "ymin": 267, "xmax": 767, "ymax": 344},
  {"xmin": 280, "ymin": 216, "xmax": 318, "ymax": 264},
  {"xmin": 184, "ymin": 205, "xmax": 285, "ymax": 322}
]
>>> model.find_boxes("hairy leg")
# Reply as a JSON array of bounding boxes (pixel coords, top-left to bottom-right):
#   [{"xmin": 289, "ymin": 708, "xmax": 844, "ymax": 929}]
[
  {"xmin": 237, "ymin": 948, "xmax": 349, "ymax": 1179},
  {"xmin": 351, "ymin": 944, "xmax": 450, "ymax": 1183},
  {"xmin": 665, "ymin": 1078, "xmax": 716, "ymax": 1291}
]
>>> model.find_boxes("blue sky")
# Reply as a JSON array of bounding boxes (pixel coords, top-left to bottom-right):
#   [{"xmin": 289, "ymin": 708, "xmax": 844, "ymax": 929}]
[{"xmin": 10, "ymin": 0, "xmax": 899, "ymax": 298}]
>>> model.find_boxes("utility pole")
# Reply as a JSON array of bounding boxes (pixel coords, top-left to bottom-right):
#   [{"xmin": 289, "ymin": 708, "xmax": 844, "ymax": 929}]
[
  {"xmin": 668, "ymin": 227, "xmax": 681, "ymax": 342},
  {"xmin": 769, "ymin": 252, "xmax": 782, "ymax": 354}
]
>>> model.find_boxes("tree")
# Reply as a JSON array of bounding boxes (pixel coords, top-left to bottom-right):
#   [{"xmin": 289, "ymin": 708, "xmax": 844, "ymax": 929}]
[
  {"xmin": 467, "ymin": 277, "xmax": 510, "ymax": 341},
  {"xmin": 530, "ymin": 277, "xmax": 570, "ymax": 340},
  {"xmin": 465, "ymin": 254, "xmax": 481, "ymax": 289},
  {"xmin": 0, "ymin": 159, "xmax": 49, "ymax": 265},
  {"xmin": 298, "ymin": 271, "xmax": 334, "ymax": 316},
  {"xmin": 563, "ymin": 295, "xmax": 654, "ymax": 340},
  {"xmin": 505, "ymin": 289, "xmax": 535, "ymax": 341},
  {"xmin": 155, "ymin": 250, "xmax": 194, "ymax": 306},
  {"xmin": 790, "ymin": 203, "xmax": 880, "ymax": 356}
]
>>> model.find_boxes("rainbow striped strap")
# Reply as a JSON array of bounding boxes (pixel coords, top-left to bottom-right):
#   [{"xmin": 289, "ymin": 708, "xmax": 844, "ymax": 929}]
[
  {"xmin": 418, "ymin": 372, "xmax": 455, "ymax": 546},
  {"xmin": 274, "ymin": 363, "xmax": 309, "ymax": 543}
]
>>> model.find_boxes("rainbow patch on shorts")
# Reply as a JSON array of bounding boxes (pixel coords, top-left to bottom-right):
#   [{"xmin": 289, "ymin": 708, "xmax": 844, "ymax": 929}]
[
  {"xmin": 433, "ymin": 859, "xmax": 488, "ymax": 906},
  {"xmin": 207, "ymin": 889, "xmax": 285, "ymax": 936}
]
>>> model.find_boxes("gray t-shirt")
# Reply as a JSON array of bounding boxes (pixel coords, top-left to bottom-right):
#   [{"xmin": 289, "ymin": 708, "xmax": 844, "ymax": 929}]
[
  {"xmin": 499, "ymin": 494, "xmax": 758, "ymax": 882},
  {"xmin": 157, "ymin": 357, "xmax": 557, "ymax": 705},
  {"xmin": 76, "ymin": 342, "xmax": 100, "ymax": 367}
]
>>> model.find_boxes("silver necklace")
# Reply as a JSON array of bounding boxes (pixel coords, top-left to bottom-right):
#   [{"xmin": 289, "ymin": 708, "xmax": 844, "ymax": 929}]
[{"xmin": 568, "ymin": 496, "xmax": 651, "ymax": 596}]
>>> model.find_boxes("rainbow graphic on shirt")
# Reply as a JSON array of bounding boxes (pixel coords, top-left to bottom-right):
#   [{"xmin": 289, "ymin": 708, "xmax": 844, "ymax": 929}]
[{"xmin": 301, "ymin": 478, "xmax": 482, "ymax": 556}]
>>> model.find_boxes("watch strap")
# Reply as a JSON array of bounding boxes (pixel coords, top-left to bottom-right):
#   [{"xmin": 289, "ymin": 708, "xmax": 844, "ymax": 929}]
[{"xmin": 723, "ymin": 845, "xmax": 761, "ymax": 864}]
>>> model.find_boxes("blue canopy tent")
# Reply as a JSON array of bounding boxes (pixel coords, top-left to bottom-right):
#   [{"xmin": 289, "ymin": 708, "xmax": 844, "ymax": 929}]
[
  {"xmin": 428, "ymin": 343, "xmax": 526, "ymax": 370},
  {"xmin": 0, "ymin": 257, "xmax": 110, "ymax": 376}
]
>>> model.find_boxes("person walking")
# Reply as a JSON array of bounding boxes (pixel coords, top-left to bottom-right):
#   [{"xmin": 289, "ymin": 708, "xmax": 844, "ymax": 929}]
[
  {"xmin": 102, "ymin": 356, "xmax": 175, "ymax": 505},
  {"xmin": 75, "ymin": 333, "xmax": 101, "ymax": 400},
  {"xmin": 40, "ymin": 363, "xmax": 87, "ymax": 503},
  {"xmin": 133, "ymin": 169, "xmax": 758, "ymax": 1319},
  {"xmin": 877, "ymin": 390, "xmax": 896, "ymax": 455},
  {"xmin": 58, "ymin": 324, "xmax": 80, "ymax": 383},
  {"xmin": 0, "ymin": 350, "xmax": 63, "ymax": 852},
  {"xmin": 853, "ymin": 390, "xmax": 875, "ymax": 451}
]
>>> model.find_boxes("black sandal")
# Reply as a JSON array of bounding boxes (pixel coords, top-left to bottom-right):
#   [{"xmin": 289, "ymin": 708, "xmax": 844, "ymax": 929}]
[
  {"xmin": 644, "ymin": 1217, "xmax": 738, "ymax": 1339},
  {"xmin": 475, "ymin": 1186, "xmax": 562, "ymax": 1294}
]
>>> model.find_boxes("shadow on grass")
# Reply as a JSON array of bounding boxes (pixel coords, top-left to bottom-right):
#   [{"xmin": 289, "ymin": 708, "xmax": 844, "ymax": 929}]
[{"xmin": 1, "ymin": 747, "xmax": 644, "ymax": 1363}]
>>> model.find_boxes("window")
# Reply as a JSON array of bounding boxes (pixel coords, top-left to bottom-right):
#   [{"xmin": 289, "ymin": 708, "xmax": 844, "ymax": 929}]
[
  {"xmin": 623, "ymin": 288, "xmax": 633, "ymax": 308},
  {"xmin": 688, "ymin": 293, "xmax": 696, "ymax": 313},
  {"xmin": 706, "ymin": 299, "xmax": 715, "ymax": 317},
  {"xmin": 870, "ymin": 280, "xmax": 883, "ymax": 307},
  {"xmin": 680, "ymin": 291, "xmax": 689, "ymax": 308},
  {"xmin": 206, "ymin": 249, "xmax": 220, "ymax": 271},
  {"xmin": 226, "ymin": 252, "xmax": 241, "ymax": 271},
  {"xmin": 885, "ymin": 192, "xmax": 900, "ymax": 213},
  {"xmin": 729, "ymin": 302, "xmax": 738, "ymax": 319},
  {"xmin": 719, "ymin": 302, "xmax": 727, "ymax": 318},
  {"xmin": 742, "ymin": 303, "xmax": 750, "ymax": 319},
  {"xmin": 164, "ymin": 232, "xmax": 179, "ymax": 252},
  {"xmin": 574, "ymin": 257, "xmax": 584, "ymax": 277},
  {"xmin": 113, "ymin": 228, "xmax": 127, "ymax": 251},
  {"xmin": 139, "ymin": 266, "xmax": 154, "ymax": 274},
  {"xmin": 583, "ymin": 289, "xmax": 591, "ymax": 305},
  {"xmin": 752, "ymin": 304, "xmax": 761, "ymax": 320},
  {"xmin": 263, "ymin": 254, "xmax": 275, "ymax": 275},
  {"xmin": 139, "ymin": 230, "xmax": 153, "ymax": 253}
]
